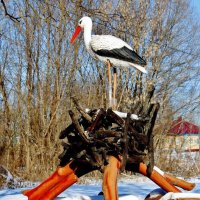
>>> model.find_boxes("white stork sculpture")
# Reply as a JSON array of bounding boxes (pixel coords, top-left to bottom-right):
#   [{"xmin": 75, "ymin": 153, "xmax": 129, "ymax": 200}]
[{"xmin": 70, "ymin": 16, "xmax": 147, "ymax": 108}]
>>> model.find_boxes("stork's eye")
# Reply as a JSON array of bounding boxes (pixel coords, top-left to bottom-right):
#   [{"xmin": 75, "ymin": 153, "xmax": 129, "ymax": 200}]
[{"xmin": 79, "ymin": 20, "xmax": 82, "ymax": 24}]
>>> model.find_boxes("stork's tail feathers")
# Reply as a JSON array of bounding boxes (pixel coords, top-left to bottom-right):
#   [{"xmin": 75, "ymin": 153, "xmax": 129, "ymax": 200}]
[{"xmin": 130, "ymin": 63, "xmax": 147, "ymax": 74}]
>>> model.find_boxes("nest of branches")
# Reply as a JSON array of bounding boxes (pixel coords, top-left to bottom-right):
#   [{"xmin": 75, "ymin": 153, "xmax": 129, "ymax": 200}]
[
  {"xmin": 25, "ymin": 96, "xmax": 198, "ymax": 200},
  {"xmin": 58, "ymin": 97, "xmax": 160, "ymax": 175}
]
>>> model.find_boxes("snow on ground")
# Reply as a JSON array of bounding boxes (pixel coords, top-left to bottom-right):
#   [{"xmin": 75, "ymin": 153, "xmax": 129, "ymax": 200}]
[{"xmin": 0, "ymin": 177, "xmax": 200, "ymax": 200}]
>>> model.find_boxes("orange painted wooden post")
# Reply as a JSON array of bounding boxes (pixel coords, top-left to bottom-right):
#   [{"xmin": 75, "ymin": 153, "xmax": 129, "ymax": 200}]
[
  {"xmin": 164, "ymin": 173, "xmax": 195, "ymax": 191},
  {"xmin": 139, "ymin": 163, "xmax": 181, "ymax": 193},
  {"xmin": 39, "ymin": 173, "xmax": 78, "ymax": 200},
  {"xmin": 22, "ymin": 170, "xmax": 60, "ymax": 198},
  {"xmin": 22, "ymin": 161, "xmax": 76, "ymax": 200},
  {"xmin": 102, "ymin": 156, "xmax": 121, "ymax": 200}
]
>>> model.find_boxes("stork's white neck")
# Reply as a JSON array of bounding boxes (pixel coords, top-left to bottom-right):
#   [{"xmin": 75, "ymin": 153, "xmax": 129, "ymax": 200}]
[{"xmin": 83, "ymin": 25, "xmax": 92, "ymax": 50}]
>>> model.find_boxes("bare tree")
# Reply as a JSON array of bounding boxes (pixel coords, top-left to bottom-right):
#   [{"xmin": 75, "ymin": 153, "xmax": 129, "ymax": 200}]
[
  {"xmin": 1, "ymin": 0, "xmax": 20, "ymax": 22},
  {"xmin": 0, "ymin": 0, "xmax": 199, "ymax": 179}
]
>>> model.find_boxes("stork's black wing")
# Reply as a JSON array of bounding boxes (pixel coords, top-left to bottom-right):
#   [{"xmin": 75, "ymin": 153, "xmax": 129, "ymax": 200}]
[{"xmin": 92, "ymin": 46, "xmax": 146, "ymax": 66}]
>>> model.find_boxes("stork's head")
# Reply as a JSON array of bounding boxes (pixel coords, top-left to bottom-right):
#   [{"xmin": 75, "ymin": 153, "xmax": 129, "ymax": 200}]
[
  {"xmin": 70, "ymin": 16, "xmax": 92, "ymax": 43},
  {"xmin": 78, "ymin": 16, "xmax": 92, "ymax": 29}
]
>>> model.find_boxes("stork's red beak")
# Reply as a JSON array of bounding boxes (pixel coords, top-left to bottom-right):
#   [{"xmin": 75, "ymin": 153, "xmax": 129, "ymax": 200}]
[{"xmin": 70, "ymin": 26, "xmax": 82, "ymax": 43}]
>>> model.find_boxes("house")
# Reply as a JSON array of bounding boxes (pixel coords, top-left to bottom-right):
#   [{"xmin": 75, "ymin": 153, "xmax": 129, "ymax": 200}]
[{"xmin": 167, "ymin": 117, "xmax": 200, "ymax": 152}]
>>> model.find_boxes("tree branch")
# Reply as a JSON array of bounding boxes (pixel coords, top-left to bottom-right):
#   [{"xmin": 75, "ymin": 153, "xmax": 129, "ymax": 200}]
[{"xmin": 1, "ymin": 0, "xmax": 20, "ymax": 22}]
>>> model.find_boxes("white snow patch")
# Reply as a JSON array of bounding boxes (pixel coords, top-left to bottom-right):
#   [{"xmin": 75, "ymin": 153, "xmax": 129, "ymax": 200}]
[
  {"xmin": 0, "ymin": 178, "xmax": 199, "ymax": 200},
  {"xmin": 160, "ymin": 192, "xmax": 200, "ymax": 200}
]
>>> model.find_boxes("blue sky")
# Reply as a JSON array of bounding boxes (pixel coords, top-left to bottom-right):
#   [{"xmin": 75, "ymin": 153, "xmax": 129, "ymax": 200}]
[{"xmin": 191, "ymin": 0, "xmax": 200, "ymax": 18}]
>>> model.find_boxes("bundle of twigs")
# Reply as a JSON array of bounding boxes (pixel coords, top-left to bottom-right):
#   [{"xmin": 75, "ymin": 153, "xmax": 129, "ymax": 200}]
[{"xmin": 58, "ymin": 97, "xmax": 159, "ymax": 174}]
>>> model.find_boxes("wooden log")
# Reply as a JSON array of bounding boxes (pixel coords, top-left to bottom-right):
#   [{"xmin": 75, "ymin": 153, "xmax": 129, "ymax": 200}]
[
  {"xmin": 130, "ymin": 134, "xmax": 148, "ymax": 146},
  {"xmin": 75, "ymin": 150, "xmax": 86, "ymax": 159},
  {"xmin": 58, "ymin": 145, "xmax": 78, "ymax": 166},
  {"xmin": 95, "ymin": 130, "xmax": 122, "ymax": 138},
  {"xmin": 106, "ymin": 108, "xmax": 124, "ymax": 126},
  {"xmin": 58, "ymin": 105, "xmax": 158, "ymax": 184},
  {"xmin": 102, "ymin": 137, "xmax": 118, "ymax": 143},
  {"xmin": 59, "ymin": 116, "xmax": 90, "ymax": 139},
  {"xmin": 68, "ymin": 110, "xmax": 89, "ymax": 143},
  {"xmin": 107, "ymin": 108, "xmax": 148, "ymax": 146},
  {"xmin": 121, "ymin": 113, "xmax": 130, "ymax": 171},
  {"xmin": 89, "ymin": 147, "xmax": 104, "ymax": 168},
  {"xmin": 71, "ymin": 96, "xmax": 92, "ymax": 123},
  {"xmin": 153, "ymin": 166, "xmax": 196, "ymax": 191},
  {"xmin": 87, "ymin": 108, "xmax": 106, "ymax": 134},
  {"xmin": 59, "ymin": 124, "xmax": 75, "ymax": 139},
  {"xmin": 129, "ymin": 140, "xmax": 146, "ymax": 155},
  {"xmin": 126, "ymin": 156, "xmax": 144, "ymax": 164},
  {"xmin": 107, "ymin": 108, "xmax": 143, "ymax": 136},
  {"xmin": 61, "ymin": 141, "xmax": 71, "ymax": 149}
]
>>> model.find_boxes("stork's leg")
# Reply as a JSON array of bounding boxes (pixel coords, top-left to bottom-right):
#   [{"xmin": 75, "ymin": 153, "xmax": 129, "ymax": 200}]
[
  {"xmin": 113, "ymin": 67, "xmax": 117, "ymax": 110},
  {"xmin": 107, "ymin": 60, "xmax": 113, "ymax": 108},
  {"xmin": 102, "ymin": 156, "xmax": 121, "ymax": 200}
]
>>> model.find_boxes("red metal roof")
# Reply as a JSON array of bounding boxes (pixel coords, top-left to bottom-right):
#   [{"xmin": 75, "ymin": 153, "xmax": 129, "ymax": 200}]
[{"xmin": 169, "ymin": 117, "xmax": 200, "ymax": 135}]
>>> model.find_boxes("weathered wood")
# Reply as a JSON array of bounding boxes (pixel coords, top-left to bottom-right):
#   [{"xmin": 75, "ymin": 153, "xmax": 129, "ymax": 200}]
[
  {"xmin": 58, "ymin": 97, "xmax": 159, "ymax": 176},
  {"xmin": 121, "ymin": 112, "xmax": 130, "ymax": 171},
  {"xmin": 87, "ymin": 108, "xmax": 106, "ymax": 134},
  {"xmin": 126, "ymin": 156, "xmax": 144, "ymax": 165},
  {"xmin": 71, "ymin": 96, "xmax": 92, "ymax": 123},
  {"xmin": 59, "ymin": 124, "xmax": 75, "ymax": 139},
  {"xmin": 68, "ymin": 110, "xmax": 89, "ymax": 143},
  {"xmin": 129, "ymin": 140, "xmax": 146, "ymax": 155},
  {"xmin": 106, "ymin": 107, "xmax": 124, "ymax": 126},
  {"xmin": 95, "ymin": 130, "xmax": 122, "ymax": 138},
  {"xmin": 107, "ymin": 108, "xmax": 144, "ymax": 140},
  {"xmin": 102, "ymin": 137, "xmax": 118, "ymax": 143}
]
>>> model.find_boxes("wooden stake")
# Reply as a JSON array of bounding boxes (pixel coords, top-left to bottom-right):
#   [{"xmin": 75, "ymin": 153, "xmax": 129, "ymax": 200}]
[
  {"xmin": 107, "ymin": 60, "xmax": 112, "ymax": 108},
  {"xmin": 113, "ymin": 67, "xmax": 117, "ymax": 110}
]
